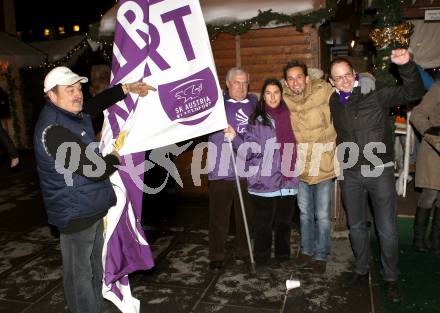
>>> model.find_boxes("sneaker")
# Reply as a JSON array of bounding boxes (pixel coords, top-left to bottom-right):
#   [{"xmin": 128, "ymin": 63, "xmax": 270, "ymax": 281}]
[
  {"xmin": 311, "ymin": 260, "xmax": 326, "ymax": 274},
  {"xmin": 295, "ymin": 253, "xmax": 312, "ymax": 268},
  {"xmin": 385, "ymin": 282, "xmax": 401, "ymax": 303}
]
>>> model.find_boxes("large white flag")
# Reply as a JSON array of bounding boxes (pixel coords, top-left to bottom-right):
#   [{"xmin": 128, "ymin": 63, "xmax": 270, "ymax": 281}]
[{"xmin": 99, "ymin": 0, "xmax": 226, "ymax": 312}]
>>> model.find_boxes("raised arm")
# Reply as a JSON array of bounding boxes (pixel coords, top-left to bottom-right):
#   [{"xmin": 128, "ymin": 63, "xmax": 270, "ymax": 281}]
[
  {"xmin": 380, "ymin": 49, "xmax": 424, "ymax": 107},
  {"xmin": 84, "ymin": 82, "xmax": 156, "ymax": 119}
]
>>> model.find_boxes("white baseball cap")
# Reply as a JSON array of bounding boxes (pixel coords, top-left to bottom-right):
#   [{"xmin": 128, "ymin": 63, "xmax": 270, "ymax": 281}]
[{"xmin": 44, "ymin": 66, "xmax": 88, "ymax": 93}]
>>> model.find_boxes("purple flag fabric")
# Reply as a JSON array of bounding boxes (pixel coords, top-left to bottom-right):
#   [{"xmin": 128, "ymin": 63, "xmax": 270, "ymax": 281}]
[
  {"xmin": 100, "ymin": 1, "xmax": 154, "ymax": 312},
  {"xmin": 99, "ymin": 1, "xmax": 225, "ymax": 312}
]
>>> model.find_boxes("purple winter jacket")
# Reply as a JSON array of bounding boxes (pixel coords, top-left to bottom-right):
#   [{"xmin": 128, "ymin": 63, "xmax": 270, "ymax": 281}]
[
  {"xmin": 207, "ymin": 92, "xmax": 258, "ymax": 181},
  {"xmin": 242, "ymin": 116, "xmax": 299, "ymax": 194}
]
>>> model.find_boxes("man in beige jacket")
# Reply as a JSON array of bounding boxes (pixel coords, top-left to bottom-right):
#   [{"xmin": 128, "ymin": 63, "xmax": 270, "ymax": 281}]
[{"xmin": 283, "ymin": 61, "xmax": 337, "ymax": 274}]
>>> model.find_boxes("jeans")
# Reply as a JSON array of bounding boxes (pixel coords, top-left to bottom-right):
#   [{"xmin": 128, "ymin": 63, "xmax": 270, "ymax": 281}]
[
  {"xmin": 60, "ymin": 219, "xmax": 104, "ymax": 313},
  {"xmin": 341, "ymin": 166, "xmax": 399, "ymax": 282},
  {"xmin": 251, "ymin": 195, "xmax": 295, "ymax": 263},
  {"xmin": 297, "ymin": 180, "xmax": 332, "ymax": 261}
]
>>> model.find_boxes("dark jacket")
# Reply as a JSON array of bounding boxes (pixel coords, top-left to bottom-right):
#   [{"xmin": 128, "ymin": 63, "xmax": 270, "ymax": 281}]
[
  {"xmin": 34, "ymin": 85, "xmax": 125, "ymax": 232},
  {"xmin": 329, "ymin": 61, "xmax": 424, "ymax": 169}
]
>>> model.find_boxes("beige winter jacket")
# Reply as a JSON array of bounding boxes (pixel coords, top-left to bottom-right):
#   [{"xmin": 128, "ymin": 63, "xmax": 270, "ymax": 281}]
[
  {"xmin": 284, "ymin": 79, "xmax": 337, "ymax": 185},
  {"xmin": 410, "ymin": 81, "xmax": 440, "ymax": 190}
]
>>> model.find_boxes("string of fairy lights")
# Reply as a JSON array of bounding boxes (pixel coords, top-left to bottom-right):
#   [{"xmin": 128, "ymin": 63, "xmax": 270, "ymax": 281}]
[
  {"xmin": 11, "ymin": 1, "xmax": 440, "ymax": 76},
  {"xmin": 3, "ymin": 0, "xmax": 440, "ymax": 148},
  {"xmin": 0, "ymin": 2, "xmax": 337, "ymax": 148},
  {"xmin": 19, "ymin": 0, "xmax": 336, "ymax": 71}
]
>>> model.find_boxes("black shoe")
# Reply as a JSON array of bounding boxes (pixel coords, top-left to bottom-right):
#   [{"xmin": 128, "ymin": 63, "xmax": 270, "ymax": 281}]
[
  {"xmin": 209, "ymin": 260, "xmax": 224, "ymax": 272},
  {"xmin": 295, "ymin": 253, "xmax": 312, "ymax": 268},
  {"xmin": 385, "ymin": 282, "xmax": 401, "ymax": 303},
  {"xmin": 346, "ymin": 272, "xmax": 369, "ymax": 286},
  {"xmin": 311, "ymin": 260, "xmax": 327, "ymax": 274}
]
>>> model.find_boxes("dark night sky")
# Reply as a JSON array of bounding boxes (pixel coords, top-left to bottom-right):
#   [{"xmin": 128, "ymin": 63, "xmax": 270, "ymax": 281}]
[{"xmin": 14, "ymin": 0, "xmax": 116, "ymax": 38}]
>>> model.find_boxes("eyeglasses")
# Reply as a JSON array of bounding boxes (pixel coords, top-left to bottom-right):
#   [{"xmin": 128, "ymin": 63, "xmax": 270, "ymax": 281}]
[{"xmin": 332, "ymin": 72, "xmax": 354, "ymax": 83}]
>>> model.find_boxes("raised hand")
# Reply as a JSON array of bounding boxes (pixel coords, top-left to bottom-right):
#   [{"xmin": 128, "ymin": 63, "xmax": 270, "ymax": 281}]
[
  {"xmin": 10, "ymin": 157, "xmax": 19, "ymax": 168},
  {"xmin": 123, "ymin": 82, "xmax": 157, "ymax": 97},
  {"xmin": 391, "ymin": 49, "xmax": 410, "ymax": 65}
]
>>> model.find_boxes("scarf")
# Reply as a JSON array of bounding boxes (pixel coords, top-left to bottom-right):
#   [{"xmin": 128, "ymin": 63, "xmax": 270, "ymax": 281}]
[
  {"xmin": 336, "ymin": 73, "xmax": 359, "ymax": 107},
  {"xmin": 266, "ymin": 103, "xmax": 297, "ymax": 178}
]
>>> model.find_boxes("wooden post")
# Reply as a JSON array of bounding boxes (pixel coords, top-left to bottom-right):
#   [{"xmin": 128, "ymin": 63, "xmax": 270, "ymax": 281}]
[{"xmin": 235, "ymin": 35, "xmax": 241, "ymax": 68}]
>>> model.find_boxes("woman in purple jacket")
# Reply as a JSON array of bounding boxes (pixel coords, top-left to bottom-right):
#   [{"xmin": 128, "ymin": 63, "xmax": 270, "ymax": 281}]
[{"xmin": 228, "ymin": 79, "xmax": 299, "ymax": 268}]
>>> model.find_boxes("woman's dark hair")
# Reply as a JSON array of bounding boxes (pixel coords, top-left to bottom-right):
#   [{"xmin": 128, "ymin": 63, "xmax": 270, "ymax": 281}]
[{"xmin": 250, "ymin": 78, "xmax": 284, "ymax": 126}]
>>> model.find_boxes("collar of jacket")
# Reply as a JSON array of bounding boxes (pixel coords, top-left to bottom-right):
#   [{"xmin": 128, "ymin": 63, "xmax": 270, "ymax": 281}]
[
  {"xmin": 223, "ymin": 91, "xmax": 258, "ymax": 104},
  {"xmin": 284, "ymin": 79, "xmax": 328, "ymax": 110},
  {"xmin": 46, "ymin": 100, "xmax": 84, "ymax": 120}
]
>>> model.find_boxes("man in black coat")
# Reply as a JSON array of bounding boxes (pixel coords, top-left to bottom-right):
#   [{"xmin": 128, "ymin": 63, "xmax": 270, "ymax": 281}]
[{"xmin": 328, "ymin": 49, "xmax": 424, "ymax": 303}]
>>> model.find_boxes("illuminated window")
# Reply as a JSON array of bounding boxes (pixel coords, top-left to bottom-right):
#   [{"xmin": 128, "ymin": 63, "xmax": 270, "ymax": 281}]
[
  {"xmin": 73, "ymin": 25, "xmax": 80, "ymax": 32},
  {"xmin": 43, "ymin": 29, "xmax": 50, "ymax": 37},
  {"xmin": 58, "ymin": 26, "xmax": 65, "ymax": 35}
]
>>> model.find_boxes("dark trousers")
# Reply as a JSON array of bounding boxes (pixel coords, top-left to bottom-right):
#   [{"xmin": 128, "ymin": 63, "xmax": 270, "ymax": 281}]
[
  {"xmin": 208, "ymin": 179, "xmax": 254, "ymax": 262},
  {"xmin": 251, "ymin": 194, "xmax": 295, "ymax": 263},
  {"xmin": 417, "ymin": 188, "xmax": 440, "ymax": 209},
  {"xmin": 341, "ymin": 166, "xmax": 399, "ymax": 281}
]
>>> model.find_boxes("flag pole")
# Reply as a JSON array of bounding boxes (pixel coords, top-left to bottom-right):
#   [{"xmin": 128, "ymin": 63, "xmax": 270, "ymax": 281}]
[{"xmin": 226, "ymin": 137, "xmax": 256, "ymax": 273}]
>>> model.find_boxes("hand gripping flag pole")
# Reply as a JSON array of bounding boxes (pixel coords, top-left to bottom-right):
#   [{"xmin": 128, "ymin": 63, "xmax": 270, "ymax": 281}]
[{"xmin": 225, "ymin": 135, "xmax": 256, "ymax": 273}]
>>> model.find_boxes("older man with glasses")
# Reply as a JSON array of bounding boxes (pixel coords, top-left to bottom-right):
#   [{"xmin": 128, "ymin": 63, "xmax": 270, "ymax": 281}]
[{"xmin": 328, "ymin": 49, "xmax": 424, "ymax": 303}]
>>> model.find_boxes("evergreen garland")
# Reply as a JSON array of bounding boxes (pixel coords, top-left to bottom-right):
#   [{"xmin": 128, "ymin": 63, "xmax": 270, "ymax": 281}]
[
  {"xmin": 86, "ymin": 1, "xmax": 336, "ymax": 42},
  {"xmin": 207, "ymin": 1, "xmax": 336, "ymax": 38}
]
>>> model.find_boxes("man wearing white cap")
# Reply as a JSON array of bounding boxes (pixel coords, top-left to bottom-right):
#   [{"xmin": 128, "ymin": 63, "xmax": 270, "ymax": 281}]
[{"xmin": 34, "ymin": 66, "xmax": 155, "ymax": 313}]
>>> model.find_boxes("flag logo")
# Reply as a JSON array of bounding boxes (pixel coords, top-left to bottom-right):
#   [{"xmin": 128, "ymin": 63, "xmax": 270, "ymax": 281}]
[{"xmin": 158, "ymin": 67, "xmax": 218, "ymax": 125}]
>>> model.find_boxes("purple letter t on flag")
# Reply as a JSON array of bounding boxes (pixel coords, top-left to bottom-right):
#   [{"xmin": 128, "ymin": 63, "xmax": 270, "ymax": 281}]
[{"xmin": 99, "ymin": 0, "xmax": 226, "ymax": 310}]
